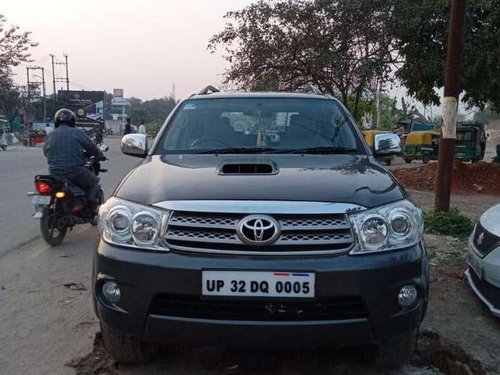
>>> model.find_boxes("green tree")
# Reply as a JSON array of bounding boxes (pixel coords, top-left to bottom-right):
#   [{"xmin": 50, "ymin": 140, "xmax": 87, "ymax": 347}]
[
  {"xmin": 129, "ymin": 97, "xmax": 151, "ymax": 124},
  {"xmin": 0, "ymin": 71, "xmax": 22, "ymax": 123},
  {"xmin": 142, "ymin": 97, "xmax": 178, "ymax": 126},
  {"xmin": 209, "ymin": 0, "xmax": 397, "ymax": 119},
  {"xmin": 391, "ymin": 0, "xmax": 500, "ymax": 110},
  {"xmin": 0, "ymin": 14, "xmax": 37, "ymax": 72},
  {"xmin": 127, "ymin": 96, "xmax": 178, "ymax": 130},
  {"xmin": 0, "ymin": 14, "xmax": 37, "ymax": 122}
]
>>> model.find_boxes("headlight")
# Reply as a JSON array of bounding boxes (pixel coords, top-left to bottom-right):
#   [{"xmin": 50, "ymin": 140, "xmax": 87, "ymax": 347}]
[
  {"xmin": 98, "ymin": 197, "xmax": 169, "ymax": 251},
  {"xmin": 349, "ymin": 200, "xmax": 423, "ymax": 254}
]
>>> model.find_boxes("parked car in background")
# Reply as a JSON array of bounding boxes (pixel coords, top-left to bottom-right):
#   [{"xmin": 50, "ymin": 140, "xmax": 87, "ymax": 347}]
[{"xmin": 466, "ymin": 203, "xmax": 500, "ymax": 318}]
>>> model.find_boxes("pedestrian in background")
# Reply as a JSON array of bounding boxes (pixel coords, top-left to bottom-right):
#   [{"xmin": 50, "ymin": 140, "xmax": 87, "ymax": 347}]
[
  {"xmin": 124, "ymin": 118, "xmax": 132, "ymax": 135},
  {"xmin": 138, "ymin": 121, "xmax": 146, "ymax": 135}
]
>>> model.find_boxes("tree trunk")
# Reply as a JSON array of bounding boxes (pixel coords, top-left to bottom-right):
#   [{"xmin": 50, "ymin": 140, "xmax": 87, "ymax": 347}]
[
  {"xmin": 341, "ymin": 92, "xmax": 349, "ymax": 110},
  {"xmin": 353, "ymin": 87, "xmax": 363, "ymax": 120}
]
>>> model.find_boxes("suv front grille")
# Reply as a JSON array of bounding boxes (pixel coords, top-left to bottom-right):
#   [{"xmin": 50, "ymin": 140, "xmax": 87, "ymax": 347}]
[
  {"xmin": 165, "ymin": 211, "xmax": 354, "ymax": 254},
  {"xmin": 149, "ymin": 294, "xmax": 368, "ymax": 321}
]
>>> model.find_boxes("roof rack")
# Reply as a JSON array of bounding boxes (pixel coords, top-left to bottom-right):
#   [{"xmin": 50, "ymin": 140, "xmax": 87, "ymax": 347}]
[
  {"xmin": 197, "ymin": 85, "xmax": 220, "ymax": 95},
  {"xmin": 304, "ymin": 84, "xmax": 323, "ymax": 95}
]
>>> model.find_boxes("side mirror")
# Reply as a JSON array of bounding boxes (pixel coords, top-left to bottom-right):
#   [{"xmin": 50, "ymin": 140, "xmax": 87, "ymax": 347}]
[
  {"xmin": 374, "ymin": 133, "xmax": 401, "ymax": 156},
  {"xmin": 121, "ymin": 134, "xmax": 147, "ymax": 157}
]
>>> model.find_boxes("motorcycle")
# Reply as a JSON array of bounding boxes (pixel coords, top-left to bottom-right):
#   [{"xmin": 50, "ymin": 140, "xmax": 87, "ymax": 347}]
[
  {"xmin": 27, "ymin": 144, "xmax": 109, "ymax": 246},
  {"xmin": 91, "ymin": 126, "xmax": 104, "ymax": 146}
]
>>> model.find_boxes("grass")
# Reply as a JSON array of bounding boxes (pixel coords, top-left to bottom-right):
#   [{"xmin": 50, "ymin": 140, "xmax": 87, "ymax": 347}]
[{"xmin": 424, "ymin": 209, "xmax": 475, "ymax": 241}]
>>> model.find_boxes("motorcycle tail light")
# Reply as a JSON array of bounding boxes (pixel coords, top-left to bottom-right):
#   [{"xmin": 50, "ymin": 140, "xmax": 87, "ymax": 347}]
[
  {"xmin": 36, "ymin": 181, "xmax": 52, "ymax": 194},
  {"xmin": 73, "ymin": 204, "xmax": 84, "ymax": 213}
]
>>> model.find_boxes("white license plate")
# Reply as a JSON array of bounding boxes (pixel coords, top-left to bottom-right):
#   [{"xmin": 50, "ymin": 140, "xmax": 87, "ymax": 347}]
[
  {"xmin": 32, "ymin": 195, "xmax": 51, "ymax": 205},
  {"xmin": 202, "ymin": 271, "xmax": 315, "ymax": 298},
  {"xmin": 467, "ymin": 252, "xmax": 482, "ymax": 279}
]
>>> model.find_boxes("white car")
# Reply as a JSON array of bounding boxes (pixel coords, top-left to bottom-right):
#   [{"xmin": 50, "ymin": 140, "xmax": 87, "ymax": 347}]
[{"xmin": 466, "ymin": 203, "xmax": 500, "ymax": 318}]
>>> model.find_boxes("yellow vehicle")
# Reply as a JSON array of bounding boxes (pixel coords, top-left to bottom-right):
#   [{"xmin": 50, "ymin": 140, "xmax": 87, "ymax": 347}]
[
  {"xmin": 404, "ymin": 131, "xmax": 440, "ymax": 164},
  {"xmin": 362, "ymin": 130, "xmax": 397, "ymax": 166}
]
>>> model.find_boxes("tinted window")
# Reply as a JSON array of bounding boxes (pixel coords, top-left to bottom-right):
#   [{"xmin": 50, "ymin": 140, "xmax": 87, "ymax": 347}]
[{"xmin": 155, "ymin": 98, "xmax": 363, "ymax": 154}]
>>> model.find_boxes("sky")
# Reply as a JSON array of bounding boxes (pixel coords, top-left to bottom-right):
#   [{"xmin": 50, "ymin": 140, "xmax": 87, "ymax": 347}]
[
  {"xmin": 2, "ymin": 0, "xmax": 472, "ymax": 119},
  {"xmin": 3, "ymin": 0, "xmax": 254, "ymax": 100}
]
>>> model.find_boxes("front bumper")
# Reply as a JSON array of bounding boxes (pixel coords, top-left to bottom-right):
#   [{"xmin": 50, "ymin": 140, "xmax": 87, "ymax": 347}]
[
  {"xmin": 466, "ymin": 243, "xmax": 500, "ymax": 318},
  {"xmin": 93, "ymin": 240, "xmax": 429, "ymax": 347}
]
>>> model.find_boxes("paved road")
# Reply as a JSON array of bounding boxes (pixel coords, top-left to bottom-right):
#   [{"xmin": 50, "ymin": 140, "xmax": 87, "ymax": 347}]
[
  {"xmin": 0, "ymin": 138, "xmax": 138, "ymax": 256},
  {"xmin": 0, "ymin": 137, "xmax": 138, "ymax": 374}
]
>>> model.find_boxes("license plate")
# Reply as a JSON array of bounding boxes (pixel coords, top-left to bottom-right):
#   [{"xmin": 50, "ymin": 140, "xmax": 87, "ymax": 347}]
[
  {"xmin": 32, "ymin": 195, "xmax": 51, "ymax": 205},
  {"xmin": 202, "ymin": 271, "xmax": 315, "ymax": 298},
  {"xmin": 467, "ymin": 252, "xmax": 482, "ymax": 279}
]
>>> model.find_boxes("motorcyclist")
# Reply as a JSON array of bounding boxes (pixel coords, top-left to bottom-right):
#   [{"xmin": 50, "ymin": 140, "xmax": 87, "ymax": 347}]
[{"xmin": 43, "ymin": 109, "xmax": 105, "ymax": 209}]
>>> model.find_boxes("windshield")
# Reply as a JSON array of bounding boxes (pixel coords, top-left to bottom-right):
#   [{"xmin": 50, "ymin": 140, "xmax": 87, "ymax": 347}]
[{"xmin": 155, "ymin": 97, "xmax": 363, "ymax": 154}]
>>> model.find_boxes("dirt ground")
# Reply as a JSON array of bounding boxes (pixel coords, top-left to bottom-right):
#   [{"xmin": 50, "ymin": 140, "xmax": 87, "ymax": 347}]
[{"xmin": 67, "ymin": 189, "xmax": 500, "ymax": 375}]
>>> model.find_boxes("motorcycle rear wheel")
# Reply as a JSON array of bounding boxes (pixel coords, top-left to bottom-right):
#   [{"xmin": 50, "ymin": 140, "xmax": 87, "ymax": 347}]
[{"xmin": 40, "ymin": 209, "xmax": 67, "ymax": 246}]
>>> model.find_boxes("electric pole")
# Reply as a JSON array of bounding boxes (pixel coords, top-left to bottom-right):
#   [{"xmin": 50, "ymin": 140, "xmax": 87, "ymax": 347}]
[
  {"xmin": 375, "ymin": 80, "xmax": 382, "ymax": 129},
  {"xmin": 50, "ymin": 53, "xmax": 70, "ymax": 98},
  {"xmin": 64, "ymin": 54, "xmax": 70, "ymax": 91},
  {"xmin": 26, "ymin": 66, "xmax": 47, "ymax": 120},
  {"xmin": 434, "ymin": 0, "xmax": 467, "ymax": 212},
  {"xmin": 50, "ymin": 54, "xmax": 57, "ymax": 98},
  {"xmin": 41, "ymin": 68, "xmax": 47, "ymax": 121}
]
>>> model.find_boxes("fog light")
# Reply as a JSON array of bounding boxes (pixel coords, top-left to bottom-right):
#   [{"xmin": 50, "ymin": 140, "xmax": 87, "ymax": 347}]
[
  {"xmin": 102, "ymin": 281, "xmax": 121, "ymax": 303},
  {"xmin": 398, "ymin": 285, "xmax": 417, "ymax": 307}
]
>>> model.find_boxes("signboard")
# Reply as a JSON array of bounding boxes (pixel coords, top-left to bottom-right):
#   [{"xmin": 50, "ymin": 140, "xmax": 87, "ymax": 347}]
[
  {"xmin": 113, "ymin": 88, "xmax": 124, "ymax": 98},
  {"xmin": 57, "ymin": 90, "xmax": 105, "ymax": 124}
]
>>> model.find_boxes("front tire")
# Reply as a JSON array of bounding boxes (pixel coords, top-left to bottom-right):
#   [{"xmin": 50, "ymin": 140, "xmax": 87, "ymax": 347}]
[
  {"xmin": 374, "ymin": 328, "xmax": 418, "ymax": 367},
  {"xmin": 101, "ymin": 323, "xmax": 159, "ymax": 363},
  {"xmin": 40, "ymin": 209, "xmax": 67, "ymax": 246}
]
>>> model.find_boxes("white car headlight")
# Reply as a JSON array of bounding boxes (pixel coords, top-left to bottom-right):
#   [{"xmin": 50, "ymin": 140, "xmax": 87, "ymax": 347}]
[
  {"xmin": 98, "ymin": 197, "xmax": 169, "ymax": 251},
  {"xmin": 349, "ymin": 200, "xmax": 423, "ymax": 254}
]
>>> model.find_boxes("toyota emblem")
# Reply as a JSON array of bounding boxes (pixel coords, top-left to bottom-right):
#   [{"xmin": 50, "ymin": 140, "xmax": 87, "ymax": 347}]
[{"xmin": 237, "ymin": 215, "xmax": 281, "ymax": 245}]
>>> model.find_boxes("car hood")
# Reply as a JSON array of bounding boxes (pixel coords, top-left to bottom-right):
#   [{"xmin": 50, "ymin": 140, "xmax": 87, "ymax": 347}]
[{"xmin": 115, "ymin": 154, "xmax": 406, "ymax": 209}]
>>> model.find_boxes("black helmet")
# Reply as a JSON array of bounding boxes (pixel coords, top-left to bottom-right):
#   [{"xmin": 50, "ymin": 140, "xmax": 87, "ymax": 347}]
[{"xmin": 54, "ymin": 109, "xmax": 76, "ymax": 127}]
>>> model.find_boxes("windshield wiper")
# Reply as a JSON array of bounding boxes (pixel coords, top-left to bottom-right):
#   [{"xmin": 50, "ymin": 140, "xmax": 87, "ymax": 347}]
[
  {"xmin": 280, "ymin": 146, "xmax": 358, "ymax": 154},
  {"xmin": 197, "ymin": 147, "xmax": 278, "ymax": 154}
]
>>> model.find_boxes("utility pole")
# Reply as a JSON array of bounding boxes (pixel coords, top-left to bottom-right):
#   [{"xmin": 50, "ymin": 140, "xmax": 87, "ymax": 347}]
[
  {"xmin": 41, "ymin": 67, "xmax": 47, "ymax": 121},
  {"xmin": 50, "ymin": 53, "xmax": 70, "ymax": 98},
  {"xmin": 26, "ymin": 66, "xmax": 47, "ymax": 121},
  {"xmin": 26, "ymin": 68, "xmax": 31, "ymax": 103},
  {"xmin": 64, "ymin": 54, "xmax": 70, "ymax": 91},
  {"xmin": 50, "ymin": 54, "xmax": 57, "ymax": 99},
  {"xmin": 434, "ymin": 0, "xmax": 467, "ymax": 212},
  {"xmin": 375, "ymin": 80, "xmax": 382, "ymax": 129}
]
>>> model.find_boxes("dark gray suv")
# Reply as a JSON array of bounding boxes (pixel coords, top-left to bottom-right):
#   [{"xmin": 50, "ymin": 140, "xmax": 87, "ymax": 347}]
[{"xmin": 94, "ymin": 89, "xmax": 428, "ymax": 366}]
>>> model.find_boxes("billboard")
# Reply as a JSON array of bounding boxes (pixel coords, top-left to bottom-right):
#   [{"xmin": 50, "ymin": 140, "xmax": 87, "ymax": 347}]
[
  {"xmin": 113, "ymin": 88, "xmax": 124, "ymax": 98},
  {"xmin": 57, "ymin": 90, "xmax": 105, "ymax": 124}
]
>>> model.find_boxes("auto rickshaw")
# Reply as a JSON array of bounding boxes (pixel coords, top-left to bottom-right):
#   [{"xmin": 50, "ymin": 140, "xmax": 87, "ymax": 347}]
[
  {"xmin": 404, "ymin": 131, "xmax": 440, "ymax": 164},
  {"xmin": 454, "ymin": 123, "xmax": 486, "ymax": 162},
  {"xmin": 362, "ymin": 130, "xmax": 398, "ymax": 166}
]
